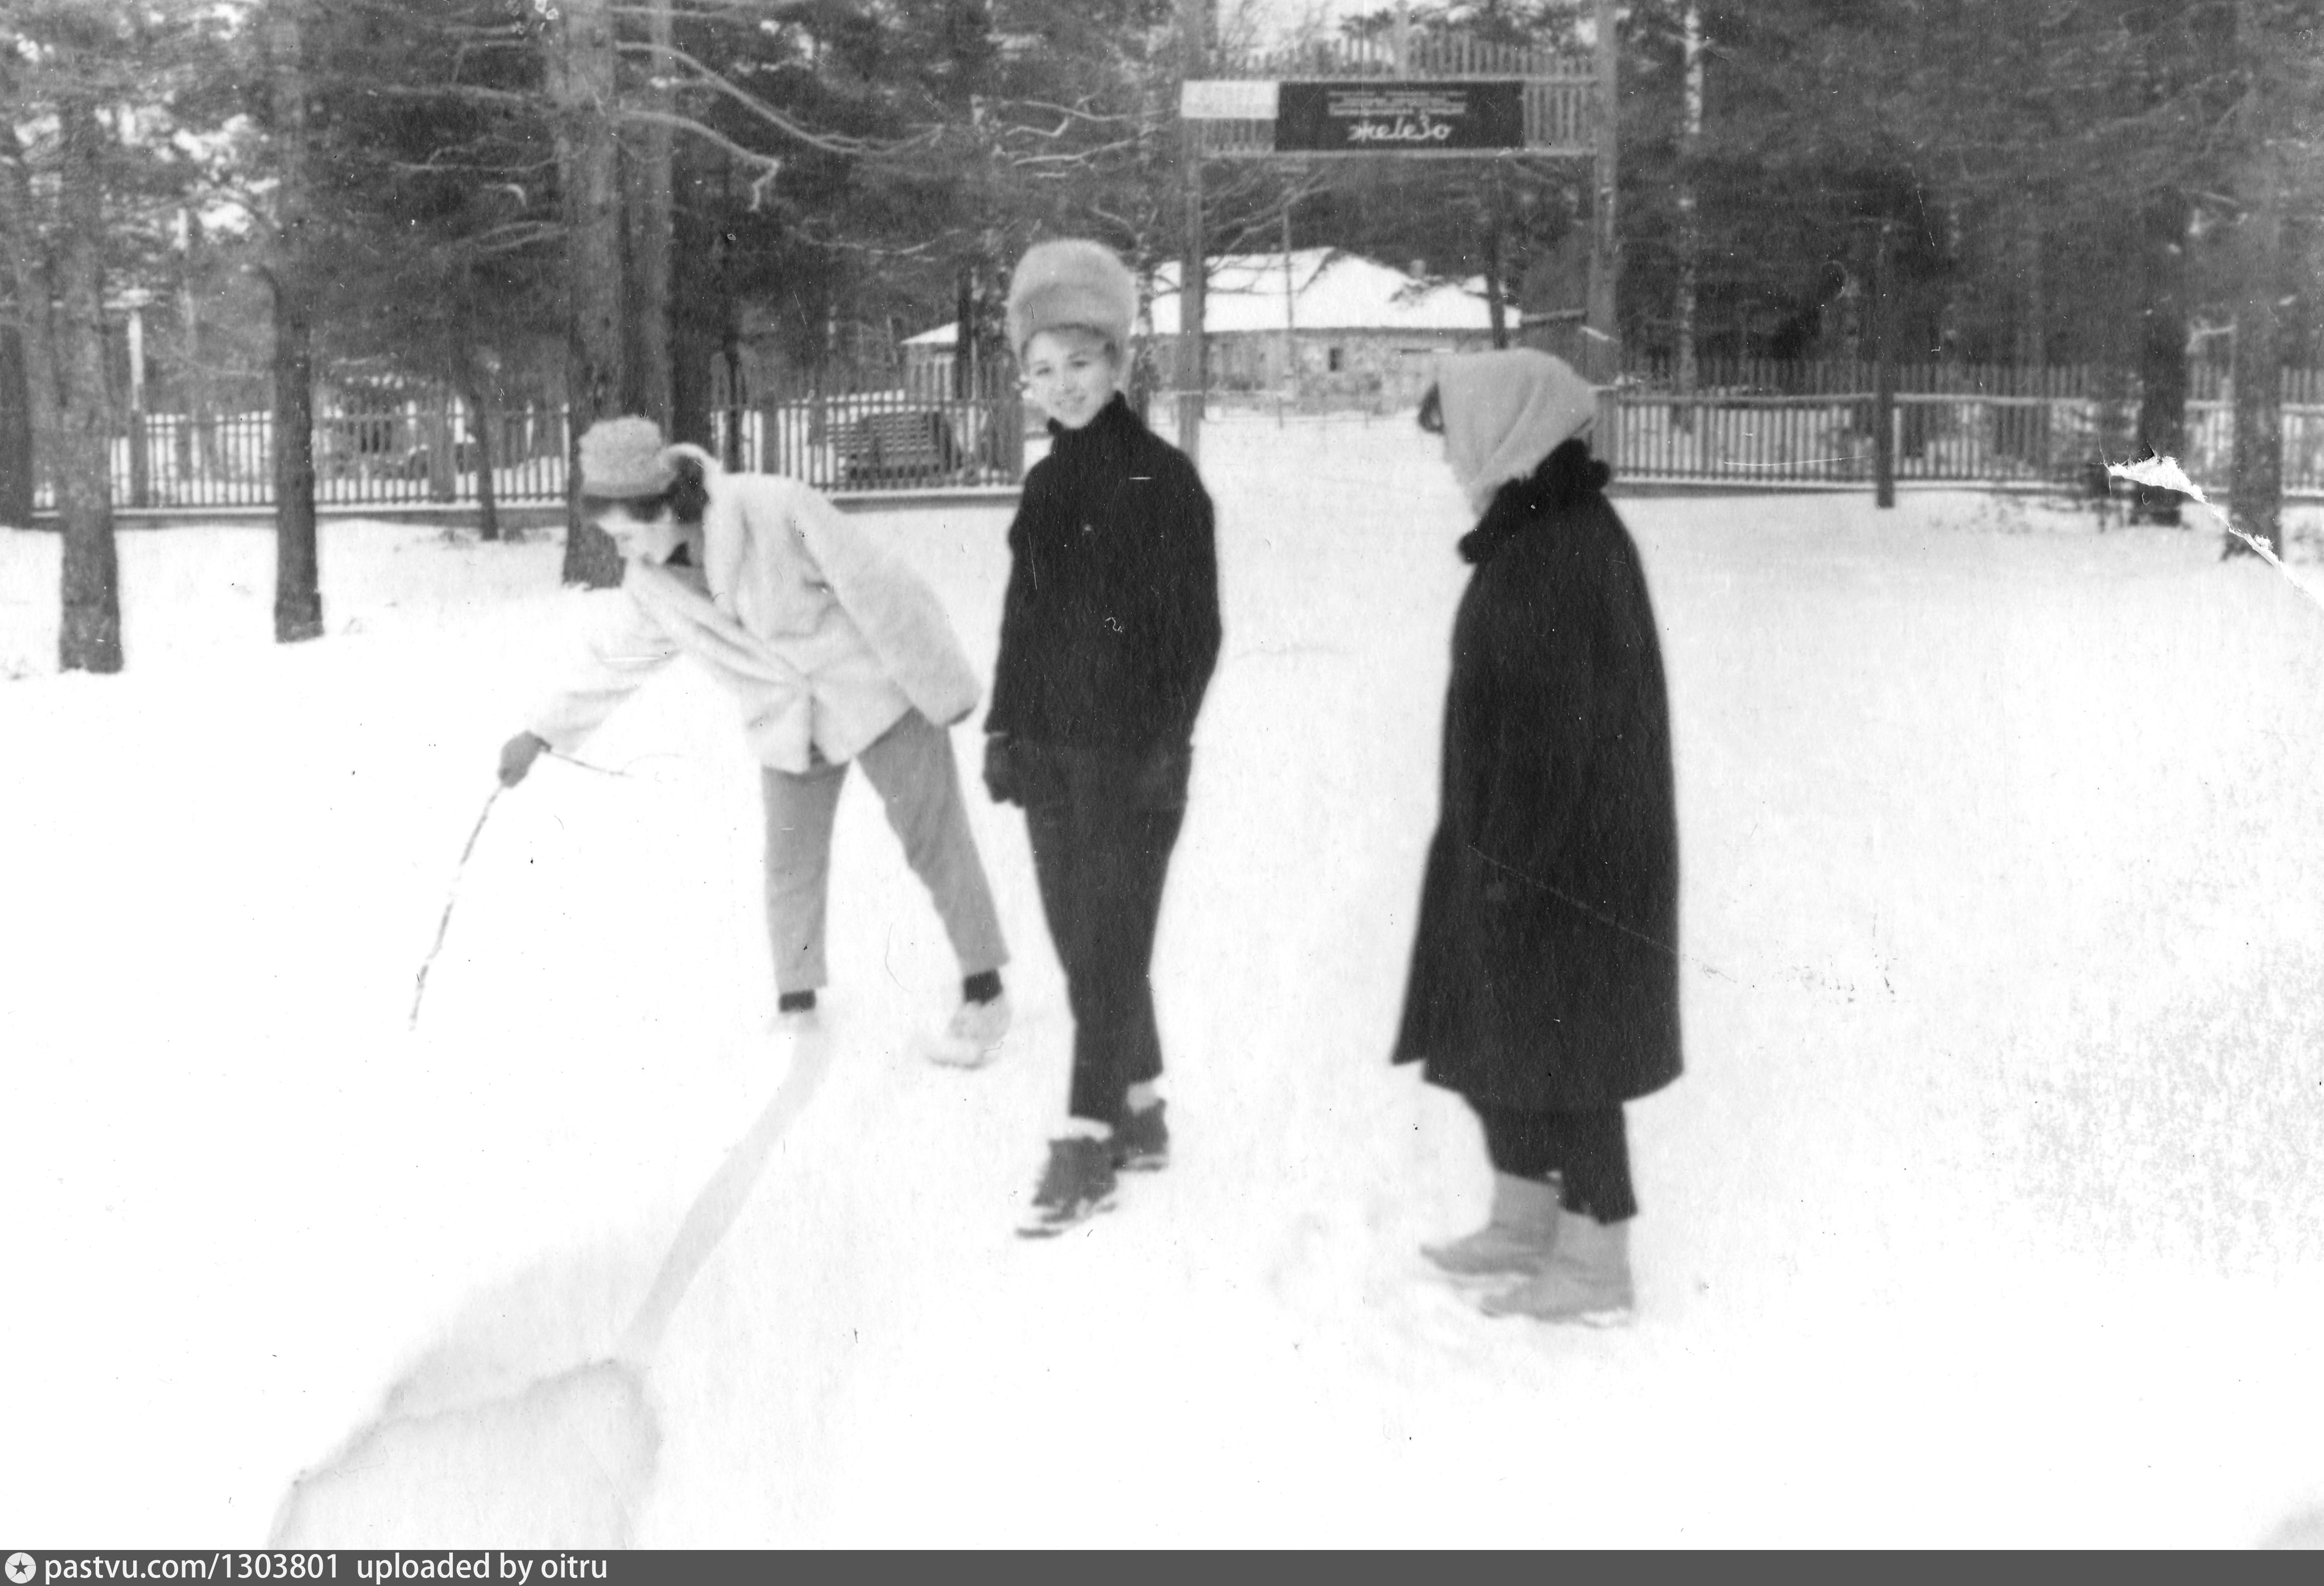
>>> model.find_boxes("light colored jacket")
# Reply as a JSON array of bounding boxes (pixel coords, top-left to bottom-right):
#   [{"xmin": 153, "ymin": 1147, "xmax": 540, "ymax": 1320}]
[{"xmin": 528, "ymin": 469, "xmax": 981, "ymax": 772}]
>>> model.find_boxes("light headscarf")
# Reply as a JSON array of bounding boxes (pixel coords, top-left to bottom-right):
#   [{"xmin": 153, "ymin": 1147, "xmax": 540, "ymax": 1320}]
[{"xmin": 1435, "ymin": 349, "xmax": 1600, "ymax": 514}]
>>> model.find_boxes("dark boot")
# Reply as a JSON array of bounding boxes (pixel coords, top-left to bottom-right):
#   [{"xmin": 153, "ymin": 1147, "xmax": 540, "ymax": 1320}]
[
  {"xmin": 1111, "ymin": 1100, "xmax": 1170, "ymax": 1172},
  {"xmin": 1016, "ymin": 1132, "xmax": 1119, "ymax": 1238}
]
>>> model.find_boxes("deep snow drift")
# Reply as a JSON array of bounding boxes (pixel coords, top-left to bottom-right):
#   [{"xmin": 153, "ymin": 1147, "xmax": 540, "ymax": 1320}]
[{"xmin": 4, "ymin": 415, "xmax": 2322, "ymax": 1547}]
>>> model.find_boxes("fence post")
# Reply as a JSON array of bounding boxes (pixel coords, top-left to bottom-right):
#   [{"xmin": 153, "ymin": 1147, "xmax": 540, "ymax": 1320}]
[{"xmin": 1594, "ymin": 385, "xmax": 1621, "ymax": 475}]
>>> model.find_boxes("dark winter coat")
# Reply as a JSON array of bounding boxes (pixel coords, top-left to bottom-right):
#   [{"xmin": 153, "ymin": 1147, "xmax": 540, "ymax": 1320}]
[
  {"xmin": 1392, "ymin": 441, "xmax": 1683, "ymax": 1112},
  {"xmin": 987, "ymin": 394, "xmax": 1221, "ymax": 751}
]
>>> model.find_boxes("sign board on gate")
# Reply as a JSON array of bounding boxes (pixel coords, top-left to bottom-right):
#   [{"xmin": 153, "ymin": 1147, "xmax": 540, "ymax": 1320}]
[
  {"xmin": 1274, "ymin": 80, "xmax": 1524, "ymax": 153},
  {"xmin": 1180, "ymin": 80, "xmax": 1282, "ymax": 121}
]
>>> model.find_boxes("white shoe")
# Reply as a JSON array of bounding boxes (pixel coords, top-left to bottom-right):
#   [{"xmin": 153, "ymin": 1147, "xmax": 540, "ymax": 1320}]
[{"xmin": 925, "ymin": 992, "xmax": 1011, "ymax": 1068}]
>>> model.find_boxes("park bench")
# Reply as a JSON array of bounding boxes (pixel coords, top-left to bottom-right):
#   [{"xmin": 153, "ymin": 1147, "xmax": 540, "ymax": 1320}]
[{"xmin": 837, "ymin": 409, "xmax": 963, "ymax": 487}]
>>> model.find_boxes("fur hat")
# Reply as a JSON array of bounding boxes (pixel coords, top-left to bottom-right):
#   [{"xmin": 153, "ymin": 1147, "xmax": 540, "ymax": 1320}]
[
  {"xmin": 1006, "ymin": 239, "xmax": 1137, "ymax": 359},
  {"xmin": 577, "ymin": 416, "xmax": 675, "ymax": 499}
]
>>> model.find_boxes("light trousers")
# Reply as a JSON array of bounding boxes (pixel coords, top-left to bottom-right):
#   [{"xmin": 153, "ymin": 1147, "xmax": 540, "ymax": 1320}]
[{"xmin": 760, "ymin": 709, "xmax": 1008, "ymax": 995}]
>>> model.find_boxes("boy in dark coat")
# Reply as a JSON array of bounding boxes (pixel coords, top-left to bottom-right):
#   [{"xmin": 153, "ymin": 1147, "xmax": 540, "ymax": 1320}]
[
  {"xmin": 1394, "ymin": 350, "xmax": 1682, "ymax": 1324},
  {"xmin": 983, "ymin": 238, "xmax": 1222, "ymax": 1236}
]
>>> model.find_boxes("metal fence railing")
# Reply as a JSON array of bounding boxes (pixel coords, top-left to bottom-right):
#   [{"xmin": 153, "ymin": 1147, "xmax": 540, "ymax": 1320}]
[
  {"xmin": 39, "ymin": 365, "xmax": 2324, "ymax": 508},
  {"xmin": 1600, "ymin": 364, "xmax": 2324, "ymax": 496},
  {"xmin": 47, "ymin": 402, "xmax": 573, "ymax": 512},
  {"xmin": 41, "ymin": 370, "xmax": 1026, "ymax": 512},
  {"xmin": 710, "ymin": 379, "xmax": 1025, "ymax": 495}
]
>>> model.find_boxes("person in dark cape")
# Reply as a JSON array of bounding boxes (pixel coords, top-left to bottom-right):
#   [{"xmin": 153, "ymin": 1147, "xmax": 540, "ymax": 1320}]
[{"xmin": 1394, "ymin": 350, "xmax": 1683, "ymax": 1325}]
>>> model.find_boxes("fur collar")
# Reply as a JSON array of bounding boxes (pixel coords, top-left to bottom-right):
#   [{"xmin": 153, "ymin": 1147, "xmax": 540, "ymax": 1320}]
[{"xmin": 1458, "ymin": 439, "xmax": 1613, "ymax": 565}]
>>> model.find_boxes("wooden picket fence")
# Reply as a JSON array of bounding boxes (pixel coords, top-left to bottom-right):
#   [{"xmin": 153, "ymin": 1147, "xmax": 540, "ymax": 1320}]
[
  {"xmin": 706, "ymin": 361, "xmax": 1026, "ymax": 491},
  {"xmin": 42, "ymin": 363, "xmax": 1028, "ymax": 512},
  {"xmin": 88, "ymin": 404, "xmax": 571, "ymax": 510},
  {"xmin": 1603, "ymin": 362, "xmax": 2324, "ymax": 495},
  {"xmin": 38, "ymin": 362, "xmax": 2324, "ymax": 509}
]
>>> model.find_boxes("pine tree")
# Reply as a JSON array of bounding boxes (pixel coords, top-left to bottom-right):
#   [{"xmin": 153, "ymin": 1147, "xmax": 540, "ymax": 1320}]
[
  {"xmin": 52, "ymin": 79, "xmax": 120, "ymax": 673},
  {"xmin": 548, "ymin": 0, "xmax": 627, "ymax": 587},
  {"xmin": 4, "ymin": 3, "xmax": 242, "ymax": 667},
  {"xmin": 264, "ymin": 0, "xmax": 322, "ymax": 643}
]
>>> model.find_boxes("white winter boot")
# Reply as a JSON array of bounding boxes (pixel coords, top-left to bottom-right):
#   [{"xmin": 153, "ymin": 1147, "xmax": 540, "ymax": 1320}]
[
  {"xmin": 1478, "ymin": 1211, "xmax": 1635, "ymax": 1326},
  {"xmin": 1421, "ymin": 1172, "xmax": 1563, "ymax": 1277},
  {"xmin": 925, "ymin": 991, "xmax": 1012, "ymax": 1068}
]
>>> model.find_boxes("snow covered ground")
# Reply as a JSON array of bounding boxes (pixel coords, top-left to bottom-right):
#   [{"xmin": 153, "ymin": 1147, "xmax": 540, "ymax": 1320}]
[{"xmin": 5, "ymin": 414, "xmax": 2323, "ymax": 1547}]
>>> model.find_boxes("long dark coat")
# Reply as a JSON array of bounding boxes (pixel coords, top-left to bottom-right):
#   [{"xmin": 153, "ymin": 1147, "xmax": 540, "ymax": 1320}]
[{"xmin": 1391, "ymin": 446, "xmax": 1683, "ymax": 1112}]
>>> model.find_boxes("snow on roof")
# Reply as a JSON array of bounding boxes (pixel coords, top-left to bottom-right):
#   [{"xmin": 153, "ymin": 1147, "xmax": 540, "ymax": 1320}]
[
  {"xmin": 901, "ymin": 248, "xmax": 1513, "ymax": 346},
  {"xmin": 1146, "ymin": 249, "xmax": 1517, "ymax": 335}
]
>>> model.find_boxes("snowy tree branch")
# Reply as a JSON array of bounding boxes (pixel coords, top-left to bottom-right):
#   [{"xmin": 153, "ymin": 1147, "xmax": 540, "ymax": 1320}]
[{"xmin": 616, "ymin": 40, "xmax": 919, "ymax": 158}]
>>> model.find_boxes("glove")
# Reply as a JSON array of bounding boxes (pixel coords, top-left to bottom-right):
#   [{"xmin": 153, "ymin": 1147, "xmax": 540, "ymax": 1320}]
[
  {"xmin": 1130, "ymin": 739, "xmax": 1192, "ymax": 812},
  {"xmin": 498, "ymin": 730, "xmax": 549, "ymax": 787},
  {"xmin": 982, "ymin": 733, "xmax": 1020, "ymax": 806}
]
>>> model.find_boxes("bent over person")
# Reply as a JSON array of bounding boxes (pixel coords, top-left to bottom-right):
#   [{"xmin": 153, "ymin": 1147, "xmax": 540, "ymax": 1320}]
[
  {"xmin": 499, "ymin": 417, "xmax": 1013, "ymax": 1060},
  {"xmin": 1395, "ymin": 350, "xmax": 1683, "ymax": 1325},
  {"xmin": 982, "ymin": 239, "xmax": 1222, "ymax": 1236}
]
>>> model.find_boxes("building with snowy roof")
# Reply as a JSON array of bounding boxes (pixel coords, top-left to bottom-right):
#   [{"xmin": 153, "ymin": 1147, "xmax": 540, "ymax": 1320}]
[{"xmin": 904, "ymin": 248, "xmax": 1520, "ymax": 413}]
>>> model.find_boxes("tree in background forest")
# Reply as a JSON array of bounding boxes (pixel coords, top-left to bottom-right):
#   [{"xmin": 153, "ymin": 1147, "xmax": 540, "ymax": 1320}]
[
  {"xmin": 302, "ymin": 0, "xmax": 975, "ymax": 585},
  {"xmin": 297, "ymin": 0, "xmax": 568, "ymax": 548},
  {"xmin": 262, "ymin": 0, "xmax": 321, "ymax": 642},
  {"xmin": 1, "ymin": 3, "xmax": 233, "ymax": 671},
  {"xmin": 2216, "ymin": 0, "xmax": 2322, "ymax": 556},
  {"xmin": 1319, "ymin": 3, "xmax": 1587, "ymax": 342},
  {"xmin": 8, "ymin": 0, "xmax": 2319, "ymax": 626}
]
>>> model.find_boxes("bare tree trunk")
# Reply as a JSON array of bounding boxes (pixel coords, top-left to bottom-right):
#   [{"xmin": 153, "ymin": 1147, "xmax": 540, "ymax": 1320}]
[
  {"xmin": 2014, "ymin": 200, "xmax": 2044, "ymax": 367},
  {"xmin": 630, "ymin": 0, "xmax": 675, "ymax": 430},
  {"xmin": 1585, "ymin": 0, "xmax": 1621, "ymax": 380},
  {"xmin": 2133, "ymin": 190, "xmax": 2189, "ymax": 524},
  {"xmin": 552, "ymin": 0, "xmax": 626, "ymax": 588},
  {"xmin": 1872, "ymin": 218, "xmax": 1896, "ymax": 510},
  {"xmin": 424, "ymin": 389, "xmax": 457, "ymax": 502},
  {"xmin": 269, "ymin": 283, "xmax": 321, "ymax": 639},
  {"xmin": 0, "ymin": 108, "xmax": 60, "ymax": 519},
  {"xmin": 2006, "ymin": 199, "xmax": 2049, "ymax": 469},
  {"xmin": 952, "ymin": 266, "xmax": 974, "ymax": 401},
  {"xmin": 667, "ymin": 142, "xmax": 717, "ymax": 448},
  {"xmin": 268, "ymin": 0, "xmax": 322, "ymax": 644},
  {"xmin": 1675, "ymin": 0, "xmax": 1702, "ymax": 395},
  {"xmin": 177, "ymin": 209, "xmax": 216, "ymax": 486},
  {"xmin": 2226, "ymin": 161, "xmax": 2284, "ymax": 559},
  {"xmin": 1480, "ymin": 170, "xmax": 1508, "ymax": 351},
  {"xmin": 1175, "ymin": 0, "xmax": 1206, "ymax": 465},
  {"xmin": 0, "ymin": 325, "xmax": 29, "ymax": 525},
  {"xmin": 714, "ymin": 155, "xmax": 744, "ymax": 469},
  {"xmin": 54, "ymin": 94, "xmax": 121, "ymax": 673},
  {"xmin": 463, "ymin": 371, "xmax": 501, "ymax": 542},
  {"xmin": 720, "ymin": 324, "xmax": 743, "ymax": 470}
]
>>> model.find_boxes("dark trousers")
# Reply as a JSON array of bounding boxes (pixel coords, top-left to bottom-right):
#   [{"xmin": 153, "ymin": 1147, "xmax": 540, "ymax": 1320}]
[
  {"xmin": 1020, "ymin": 744, "xmax": 1187, "ymax": 1128},
  {"xmin": 1471, "ymin": 1100, "xmax": 1638, "ymax": 1224}
]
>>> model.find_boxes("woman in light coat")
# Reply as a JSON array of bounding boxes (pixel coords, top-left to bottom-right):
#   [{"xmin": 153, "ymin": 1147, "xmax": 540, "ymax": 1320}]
[{"xmin": 499, "ymin": 417, "xmax": 1012, "ymax": 1057}]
